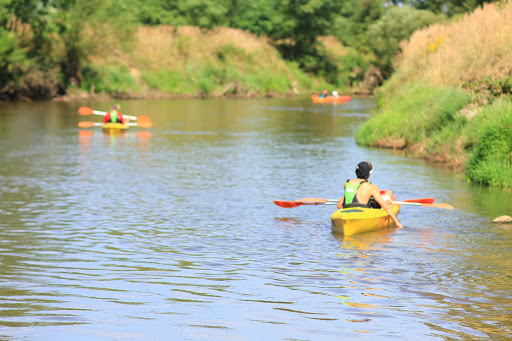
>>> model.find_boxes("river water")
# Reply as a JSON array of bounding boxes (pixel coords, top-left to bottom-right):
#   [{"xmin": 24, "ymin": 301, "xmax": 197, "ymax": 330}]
[{"xmin": 0, "ymin": 98, "xmax": 511, "ymax": 340}]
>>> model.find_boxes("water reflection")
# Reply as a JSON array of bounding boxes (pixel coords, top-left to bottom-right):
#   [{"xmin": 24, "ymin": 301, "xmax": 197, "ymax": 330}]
[
  {"xmin": 78, "ymin": 129, "xmax": 152, "ymax": 152},
  {"xmin": 334, "ymin": 228, "xmax": 396, "ymax": 251}
]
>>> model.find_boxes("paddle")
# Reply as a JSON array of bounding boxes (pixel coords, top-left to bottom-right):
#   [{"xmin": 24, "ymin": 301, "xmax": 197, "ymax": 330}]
[
  {"xmin": 273, "ymin": 200, "xmax": 453, "ymax": 209},
  {"xmin": 78, "ymin": 121, "xmax": 153, "ymax": 128},
  {"xmin": 297, "ymin": 197, "xmax": 435, "ymax": 204},
  {"xmin": 78, "ymin": 107, "xmax": 151, "ymax": 122}
]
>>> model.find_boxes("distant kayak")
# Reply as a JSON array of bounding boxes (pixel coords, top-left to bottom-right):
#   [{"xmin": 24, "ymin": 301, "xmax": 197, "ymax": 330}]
[
  {"xmin": 330, "ymin": 191, "xmax": 400, "ymax": 236},
  {"xmin": 312, "ymin": 94, "xmax": 351, "ymax": 104},
  {"xmin": 102, "ymin": 122, "xmax": 129, "ymax": 133}
]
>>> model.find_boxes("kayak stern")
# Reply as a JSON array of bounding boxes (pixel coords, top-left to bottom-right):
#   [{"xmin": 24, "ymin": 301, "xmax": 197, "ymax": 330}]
[{"xmin": 331, "ymin": 204, "xmax": 400, "ymax": 236}]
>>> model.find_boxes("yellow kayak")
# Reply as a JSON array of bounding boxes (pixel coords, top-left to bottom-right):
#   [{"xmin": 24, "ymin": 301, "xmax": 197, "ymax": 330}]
[
  {"xmin": 103, "ymin": 122, "xmax": 129, "ymax": 133},
  {"xmin": 331, "ymin": 203, "xmax": 400, "ymax": 236}
]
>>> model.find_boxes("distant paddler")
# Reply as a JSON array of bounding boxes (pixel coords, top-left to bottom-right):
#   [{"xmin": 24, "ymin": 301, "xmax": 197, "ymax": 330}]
[{"xmin": 103, "ymin": 104, "xmax": 127, "ymax": 124}]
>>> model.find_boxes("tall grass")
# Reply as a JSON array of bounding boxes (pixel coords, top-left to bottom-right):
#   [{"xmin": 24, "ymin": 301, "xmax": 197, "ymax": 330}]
[
  {"xmin": 357, "ymin": 83, "xmax": 471, "ymax": 156},
  {"xmin": 397, "ymin": 1, "xmax": 512, "ymax": 88},
  {"xmin": 85, "ymin": 25, "xmax": 330, "ymax": 97}
]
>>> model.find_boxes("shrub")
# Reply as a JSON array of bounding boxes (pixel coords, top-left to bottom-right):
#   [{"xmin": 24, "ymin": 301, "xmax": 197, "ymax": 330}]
[
  {"xmin": 81, "ymin": 65, "xmax": 140, "ymax": 94},
  {"xmin": 356, "ymin": 83, "xmax": 471, "ymax": 147},
  {"xmin": 465, "ymin": 99, "xmax": 512, "ymax": 187}
]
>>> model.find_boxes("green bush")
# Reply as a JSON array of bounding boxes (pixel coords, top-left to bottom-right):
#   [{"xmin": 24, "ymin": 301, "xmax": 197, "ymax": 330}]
[
  {"xmin": 141, "ymin": 70, "xmax": 188, "ymax": 93},
  {"xmin": 336, "ymin": 48, "xmax": 372, "ymax": 88},
  {"xmin": 465, "ymin": 99, "xmax": 512, "ymax": 187},
  {"xmin": 356, "ymin": 83, "xmax": 471, "ymax": 147},
  {"xmin": 81, "ymin": 65, "xmax": 140, "ymax": 94}
]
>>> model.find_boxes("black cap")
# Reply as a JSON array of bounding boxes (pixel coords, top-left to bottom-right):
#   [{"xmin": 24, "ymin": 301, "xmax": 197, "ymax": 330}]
[{"xmin": 355, "ymin": 162, "xmax": 371, "ymax": 179}]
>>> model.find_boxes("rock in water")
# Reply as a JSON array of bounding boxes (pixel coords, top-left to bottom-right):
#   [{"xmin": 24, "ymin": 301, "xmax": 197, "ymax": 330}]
[{"xmin": 492, "ymin": 215, "xmax": 512, "ymax": 223}]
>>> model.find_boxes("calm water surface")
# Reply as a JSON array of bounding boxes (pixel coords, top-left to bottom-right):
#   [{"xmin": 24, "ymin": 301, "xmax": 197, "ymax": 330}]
[{"xmin": 0, "ymin": 98, "xmax": 511, "ymax": 340}]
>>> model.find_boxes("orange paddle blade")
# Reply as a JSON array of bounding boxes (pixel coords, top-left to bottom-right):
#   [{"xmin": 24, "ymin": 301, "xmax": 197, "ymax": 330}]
[
  {"xmin": 420, "ymin": 203, "xmax": 453, "ymax": 210},
  {"xmin": 274, "ymin": 201, "xmax": 304, "ymax": 208},
  {"xmin": 403, "ymin": 198, "xmax": 435, "ymax": 204},
  {"xmin": 273, "ymin": 200, "xmax": 334, "ymax": 208},
  {"xmin": 78, "ymin": 107, "xmax": 93, "ymax": 115},
  {"xmin": 136, "ymin": 115, "xmax": 151, "ymax": 122},
  {"xmin": 394, "ymin": 201, "xmax": 454, "ymax": 209},
  {"xmin": 297, "ymin": 198, "xmax": 330, "ymax": 202},
  {"xmin": 78, "ymin": 121, "xmax": 95, "ymax": 128}
]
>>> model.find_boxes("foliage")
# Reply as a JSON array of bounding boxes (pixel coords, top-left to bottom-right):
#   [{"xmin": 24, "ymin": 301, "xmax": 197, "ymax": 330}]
[
  {"xmin": 265, "ymin": 0, "xmax": 343, "ymax": 75},
  {"xmin": 134, "ymin": 0, "xmax": 230, "ymax": 28},
  {"xmin": 81, "ymin": 64, "xmax": 140, "ymax": 94},
  {"xmin": 460, "ymin": 76, "xmax": 512, "ymax": 105},
  {"xmin": 225, "ymin": 0, "xmax": 277, "ymax": 37},
  {"xmin": 333, "ymin": 0, "xmax": 384, "ymax": 50},
  {"xmin": 403, "ymin": 0, "xmax": 496, "ymax": 16},
  {"xmin": 356, "ymin": 82, "xmax": 471, "ymax": 149},
  {"xmin": 0, "ymin": 0, "xmax": 505, "ymax": 101},
  {"xmin": 333, "ymin": 47, "xmax": 372, "ymax": 88},
  {"xmin": 465, "ymin": 99, "xmax": 512, "ymax": 187},
  {"xmin": 136, "ymin": 32, "xmax": 328, "ymax": 97},
  {"xmin": 367, "ymin": 6, "xmax": 443, "ymax": 78}
]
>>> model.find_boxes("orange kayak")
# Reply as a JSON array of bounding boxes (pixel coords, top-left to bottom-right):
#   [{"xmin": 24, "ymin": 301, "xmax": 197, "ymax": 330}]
[{"xmin": 312, "ymin": 94, "xmax": 351, "ymax": 103}]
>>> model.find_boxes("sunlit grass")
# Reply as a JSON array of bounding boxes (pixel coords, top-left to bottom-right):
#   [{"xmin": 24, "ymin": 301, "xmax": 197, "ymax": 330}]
[
  {"xmin": 465, "ymin": 99, "xmax": 512, "ymax": 187},
  {"xmin": 356, "ymin": 83, "xmax": 470, "ymax": 147},
  {"xmin": 85, "ymin": 25, "xmax": 331, "ymax": 97},
  {"xmin": 397, "ymin": 2, "xmax": 512, "ymax": 88}
]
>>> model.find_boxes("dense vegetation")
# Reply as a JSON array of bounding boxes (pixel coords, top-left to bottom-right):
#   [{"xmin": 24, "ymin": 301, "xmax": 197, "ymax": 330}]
[
  {"xmin": 357, "ymin": 1, "xmax": 512, "ymax": 187},
  {"xmin": 0, "ymin": 0, "xmax": 496, "ymax": 101},
  {"xmin": 2, "ymin": 0, "xmax": 509, "ymax": 187}
]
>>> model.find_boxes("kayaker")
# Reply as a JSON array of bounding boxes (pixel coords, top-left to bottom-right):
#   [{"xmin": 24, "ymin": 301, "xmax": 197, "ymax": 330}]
[
  {"xmin": 319, "ymin": 89, "xmax": 329, "ymax": 98},
  {"xmin": 103, "ymin": 104, "xmax": 127, "ymax": 124},
  {"xmin": 337, "ymin": 161, "xmax": 403, "ymax": 229}
]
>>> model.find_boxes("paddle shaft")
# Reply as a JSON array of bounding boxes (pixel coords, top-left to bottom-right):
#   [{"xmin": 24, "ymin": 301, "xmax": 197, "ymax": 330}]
[
  {"xmin": 297, "ymin": 197, "xmax": 435, "ymax": 204},
  {"xmin": 273, "ymin": 200, "xmax": 453, "ymax": 209},
  {"xmin": 79, "ymin": 121, "xmax": 153, "ymax": 128},
  {"xmin": 78, "ymin": 107, "xmax": 150, "ymax": 122}
]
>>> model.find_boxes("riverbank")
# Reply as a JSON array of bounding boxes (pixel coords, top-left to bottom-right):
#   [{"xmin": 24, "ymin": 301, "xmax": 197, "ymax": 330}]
[
  {"xmin": 356, "ymin": 2, "xmax": 512, "ymax": 188},
  {"xmin": 65, "ymin": 26, "xmax": 342, "ymax": 101},
  {"xmin": 2, "ymin": 25, "xmax": 346, "ymax": 103}
]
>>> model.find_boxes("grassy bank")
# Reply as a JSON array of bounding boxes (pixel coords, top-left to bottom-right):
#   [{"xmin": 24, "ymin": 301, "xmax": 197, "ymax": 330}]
[
  {"xmin": 72, "ymin": 26, "xmax": 339, "ymax": 99},
  {"xmin": 357, "ymin": 2, "xmax": 512, "ymax": 188}
]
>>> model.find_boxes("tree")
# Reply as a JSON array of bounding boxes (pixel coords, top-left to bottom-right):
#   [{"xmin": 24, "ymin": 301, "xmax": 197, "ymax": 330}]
[
  {"xmin": 333, "ymin": 0, "xmax": 384, "ymax": 51},
  {"xmin": 269, "ymin": 0, "xmax": 343, "ymax": 72},
  {"xmin": 393, "ymin": 0, "xmax": 497, "ymax": 16},
  {"xmin": 367, "ymin": 5, "xmax": 442, "ymax": 78}
]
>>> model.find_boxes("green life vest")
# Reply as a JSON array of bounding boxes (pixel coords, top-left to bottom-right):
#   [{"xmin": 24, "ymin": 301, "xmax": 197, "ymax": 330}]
[
  {"xmin": 344, "ymin": 179, "xmax": 371, "ymax": 205},
  {"xmin": 110, "ymin": 110, "xmax": 118, "ymax": 123}
]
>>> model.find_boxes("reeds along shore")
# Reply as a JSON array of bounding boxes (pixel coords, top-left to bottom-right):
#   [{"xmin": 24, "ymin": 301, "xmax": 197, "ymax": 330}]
[
  {"xmin": 357, "ymin": 2, "xmax": 512, "ymax": 188},
  {"xmin": 399, "ymin": 2, "xmax": 512, "ymax": 89}
]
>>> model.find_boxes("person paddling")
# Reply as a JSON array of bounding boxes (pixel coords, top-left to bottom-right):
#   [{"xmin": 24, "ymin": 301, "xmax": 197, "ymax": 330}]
[
  {"xmin": 103, "ymin": 104, "xmax": 127, "ymax": 124},
  {"xmin": 319, "ymin": 89, "xmax": 329, "ymax": 98},
  {"xmin": 337, "ymin": 161, "xmax": 403, "ymax": 229}
]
